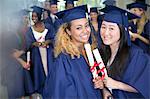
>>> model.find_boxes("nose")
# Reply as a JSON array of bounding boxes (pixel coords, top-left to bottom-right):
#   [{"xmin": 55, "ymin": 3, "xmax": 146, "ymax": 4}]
[
  {"xmin": 84, "ymin": 26, "xmax": 91, "ymax": 33},
  {"xmin": 103, "ymin": 28, "xmax": 110, "ymax": 36}
]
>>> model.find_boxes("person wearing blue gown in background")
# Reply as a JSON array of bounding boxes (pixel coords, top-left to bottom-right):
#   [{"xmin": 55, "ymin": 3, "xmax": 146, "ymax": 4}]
[
  {"xmin": 127, "ymin": 1, "xmax": 150, "ymax": 54},
  {"xmin": 93, "ymin": 5, "xmax": 150, "ymax": 99},
  {"xmin": 64, "ymin": 0, "xmax": 78, "ymax": 9},
  {"xmin": 1, "ymin": 9, "xmax": 34, "ymax": 98},
  {"xmin": 24, "ymin": 5, "xmax": 55, "ymax": 95},
  {"xmin": 89, "ymin": 7, "xmax": 103, "ymax": 47},
  {"xmin": 43, "ymin": 5, "xmax": 102, "ymax": 99}
]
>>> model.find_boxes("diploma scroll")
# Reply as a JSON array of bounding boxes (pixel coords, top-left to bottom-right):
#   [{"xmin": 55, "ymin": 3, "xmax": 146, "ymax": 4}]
[
  {"xmin": 27, "ymin": 51, "xmax": 30, "ymax": 70},
  {"xmin": 84, "ymin": 43, "xmax": 98, "ymax": 78},
  {"xmin": 93, "ymin": 49, "xmax": 108, "ymax": 79}
]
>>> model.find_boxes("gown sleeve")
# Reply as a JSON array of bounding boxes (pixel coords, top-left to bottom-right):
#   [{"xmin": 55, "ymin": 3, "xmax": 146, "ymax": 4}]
[{"xmin": 124, "ymin": 46, "xmax": 150, "ymax": 98}]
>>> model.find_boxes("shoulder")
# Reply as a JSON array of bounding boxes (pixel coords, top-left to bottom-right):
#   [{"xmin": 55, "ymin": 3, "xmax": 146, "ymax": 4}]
[
  {"xmin": 55, "ymin": 53, "xmax": 70, "ymax": 63},
  {"xmin": 130, "ymin": 43, "xmax": 143, "ymax": 53},
  {"xmin": 129, "ymin": 43, "xmax": 150, "ymax": 62}
]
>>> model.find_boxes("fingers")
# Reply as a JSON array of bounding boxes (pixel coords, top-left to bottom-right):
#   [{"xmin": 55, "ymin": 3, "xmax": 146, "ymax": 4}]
[{"xmin": 93, "ymin": 76, "xmax": 104, "ymax": 89}]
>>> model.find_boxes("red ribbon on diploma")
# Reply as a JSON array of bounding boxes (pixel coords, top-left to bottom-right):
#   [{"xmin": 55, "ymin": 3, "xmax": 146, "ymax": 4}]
[{"xmin": 90, "ymin": 61, "xmax": 106, "ymax": 80}]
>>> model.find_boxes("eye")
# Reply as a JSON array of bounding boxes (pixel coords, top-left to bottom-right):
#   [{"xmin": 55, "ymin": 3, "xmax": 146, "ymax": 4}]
[
  {"xmin": 76, "ymin": 27, "xmax": 82, "ymax": 30},
  {"xmin": 109, "ymin": 27, "xmax": 114, "ymax": 30},
  {"xmin": 101, "ymin": 26, "xmax": 106, "ymax": 29},
  {"xmin": 85, "ymin": 23, "xmax": 90, "ymax": 28}
]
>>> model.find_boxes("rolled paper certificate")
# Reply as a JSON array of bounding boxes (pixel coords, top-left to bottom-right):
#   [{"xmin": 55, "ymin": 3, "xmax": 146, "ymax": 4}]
[
  {"xmin": 93, "ymin": 49, "xmax": 108, "ymax": 78},
  {"xmin": 84, "ymin": 43, "xmax": 98, "ymax": 78},
  {"xmin": 27, "ymin": 51, "xmax": 30, "ymax": 70}
]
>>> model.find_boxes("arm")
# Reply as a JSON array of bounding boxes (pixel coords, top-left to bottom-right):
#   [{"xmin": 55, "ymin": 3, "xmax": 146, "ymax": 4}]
[
  {"xmin": 129, "ymin": 31, "xmax": 150, "ymax": 45},
  {"xmin": 12, "ymin": 49, "xmax": 30, "ymax": 70},
  {"xmin": 103, "ymin": 77, "xmax": 138, "ymax": 93}
]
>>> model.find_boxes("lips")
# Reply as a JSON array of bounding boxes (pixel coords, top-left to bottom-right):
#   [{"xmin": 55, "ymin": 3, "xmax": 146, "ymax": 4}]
[{"xmin": 80, "ymin": 33, "xmax": 90, "ymax": 40}]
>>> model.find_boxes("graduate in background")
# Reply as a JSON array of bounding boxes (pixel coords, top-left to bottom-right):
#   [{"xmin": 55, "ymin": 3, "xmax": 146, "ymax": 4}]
[
  {"xmin": 127, "ymin": 1, "xmax": 150, "ymax": 54},
  {"xmin": 43, "ymin": 5, "xmax": 102, "ymax": 99},
  {"xmin": 1, "ymin": 9, "xmax": 34, "ymax": 98},
  {"xmin": 49, "ymin": 0, "xmax": 59, "ymax": 24},
  {"xmin": 23, "ymin": 5, "xmax": 55, "ymax": 95},
  {"xmin": 93, "ymin": 5, "xmax": 150, "ymax": 99},
  {"xmin": 64, "ymin": 0, "xmax": 78, "ymax": 9},
  {"xmin": 89, "ymin": 7, "xmax": 103, "ymax": 47}
]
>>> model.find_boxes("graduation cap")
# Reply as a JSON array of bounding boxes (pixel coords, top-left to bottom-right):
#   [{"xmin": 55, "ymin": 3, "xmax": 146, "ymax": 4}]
[
  {"xmin": 55, "ymin": 5, "xmax": 88, "ymax": 23},
  {"xmin": 31, "ymin": 6, "xmax": 44, "ymax": 15},
  {"xmin": 49, "ymin": 0, "xmax": 59, "ymax": 5},
  {"xmin": 90, "ymin": 7, "xmax": 98, "ymax": 13},
  {"xmin": 103, "ymin": 0, "xmax": 116, "ymax": 6},
  {"xmin": 64, "ymin": 0, "xmax": 78, "ymax": 5},
  {"xmin": 127, "ymin": 1, "xmax": 150, "ymax": 11},
  {"xmin": 100, "ymin": 5, "xmax": 140, "ymax": 46},
  {"xmin": 43, "ymin": 8, "xmax": 51, "ymax": 16}
]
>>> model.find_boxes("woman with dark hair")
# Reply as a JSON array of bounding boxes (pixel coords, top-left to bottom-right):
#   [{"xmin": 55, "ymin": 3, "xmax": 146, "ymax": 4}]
[
  {"xmin": 93, "ymin": 6, "xmax": 150, "ymax": 99},
  {"xmin": 89, "ymin": 7, "xmax": 103, "ymax": 46}
]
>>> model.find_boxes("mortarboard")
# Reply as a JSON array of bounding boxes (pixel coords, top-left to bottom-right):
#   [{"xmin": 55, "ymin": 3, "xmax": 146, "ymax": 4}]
[
  {"xmin": 31, "ymin": 6, "xmax": 44, "ymax": 15},
  {"xmin": 127, "ymin": 1, "xmax": 150, "ymax": 11},
  {"xmin": 64, "ymin": 0, "xmax": 78, "ymax": 5},
  {"xmin": 103, "ymin": 0, "xmax": 116, "ymax": 6},
  {"xmin": 55, "ymin": 5, "xmax": 88, "ymax": 24},
  {"xmin": 100, "ymin": 5, "xmax": 140, "ymax": 46},
  {"xmin": 49, "ymin": 0, "xmax": 59, "ymax": 5},
  {"xmin": 90, "ymin": 7, "xmax": 98, "ymax": 13}
]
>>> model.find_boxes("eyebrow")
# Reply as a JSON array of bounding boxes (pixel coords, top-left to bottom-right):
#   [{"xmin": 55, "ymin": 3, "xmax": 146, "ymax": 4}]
[
  {"xmin": 101, "ymin": 24, "xmax": 115, "ymax": 27},
  {"xmin": 74, "ymin": 22, "xmax": 89, "ymax": 27}
]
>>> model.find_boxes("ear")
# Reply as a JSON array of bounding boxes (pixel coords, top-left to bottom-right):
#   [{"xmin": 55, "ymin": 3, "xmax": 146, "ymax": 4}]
[{"xmin": 66, "ymin": 29, "xmax": 71, "ymax": 36}]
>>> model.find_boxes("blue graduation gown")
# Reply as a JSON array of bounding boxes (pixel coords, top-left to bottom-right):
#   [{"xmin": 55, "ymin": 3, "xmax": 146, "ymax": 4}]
[
  {"xmin": 111, "ymin": 44, "xmax": 150, "ymax": 99},
  {"xmin": 25, "ymin": 23, "xmax": 55, "ymax": 94},
  {"xmin": 43, "ymin": 53, "xmax": 102, "ymax": 99}
]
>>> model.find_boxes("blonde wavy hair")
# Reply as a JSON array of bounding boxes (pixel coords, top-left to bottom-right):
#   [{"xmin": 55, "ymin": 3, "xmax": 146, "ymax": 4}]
[
  {"xmin": 137, "ymin": 11, "xmax": 148, "ymax": 35},
  {"xmin": 54, "ymin": 22, "xmax": 97, "ymax": 59}
]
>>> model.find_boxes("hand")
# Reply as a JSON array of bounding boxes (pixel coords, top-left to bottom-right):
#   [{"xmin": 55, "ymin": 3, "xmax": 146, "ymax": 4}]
[
  {"xmin": 103, "ymin": 88, "xmax": 113, "ymax": 99},
  {"xmin": 17, "ymin": 58, "xmax": 30, "ymax": 70},
  {"xmin": 42, "ymin": 40, "xmax": 51, "ymax": 47},
  {"xmin": 129, "ymin": 31, "xmax": 138, "ymax": 41},
  {"xmin": 93, "ymin": 76, "xmax": 104, "ymax": 89},
  {"xmin": 103, "ymin": 77, "xmax": 119, "ymax": 89}
]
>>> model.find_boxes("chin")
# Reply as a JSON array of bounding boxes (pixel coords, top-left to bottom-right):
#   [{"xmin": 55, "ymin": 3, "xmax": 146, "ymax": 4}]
[
  {"xmin": 81, "ymin": 39, "xmax": 89, "ymax": 43},
  {"xmin": 103, "ymin": 41, "xmax": 111, "ymax": 45}
]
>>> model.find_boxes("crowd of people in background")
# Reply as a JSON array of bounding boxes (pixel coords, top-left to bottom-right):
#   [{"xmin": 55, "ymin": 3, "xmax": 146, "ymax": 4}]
[{"xmin": 1, "ymin": 0, "xmax": 150, "ymax": 99}]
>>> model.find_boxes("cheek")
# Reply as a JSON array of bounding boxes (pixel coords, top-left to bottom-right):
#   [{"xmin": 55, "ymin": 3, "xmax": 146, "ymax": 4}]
[
  {"xmin": 113, "ymin": 32, "xmax": 120, "ymax": 41},
  {"xmin": 87, "ymin": 27, "xmax": 91, "ymax": 33},
  {"xmin": 100, "ymin": 29, "xmax": 105, "ymax": 36}
]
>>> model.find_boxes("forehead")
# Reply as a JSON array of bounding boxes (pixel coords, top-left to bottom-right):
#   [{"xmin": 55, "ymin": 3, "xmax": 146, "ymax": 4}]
[
  {"xmin": 32, "ymin": 12, "xmax": 37, "ymax": 15},
  {"xmin": 50, "ymin": 4, "xmax": 57, "ymax": 7},
  {"xmin": 102, "ymin": 21, "xmax": 118, "ymax": 26},
  {"xmin": 90, "ymin": 12, "xmax": 98, "ymax": 15},
  {"xmin": 71, "ymin": 18, "xmax": 88, "ymax": 25}
]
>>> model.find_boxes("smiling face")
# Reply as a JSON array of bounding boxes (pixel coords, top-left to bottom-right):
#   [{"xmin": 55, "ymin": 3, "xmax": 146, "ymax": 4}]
[
  {"xmin": 100, "ymin": 21, "xmax": 120, "ymax": 46},
  {"xmin": 90, "ymin": 12, "xmax": 98, "ymax": 21},
  {"xmin": 32, "ymin": 12, "xmax": 39, "ymax": 24},
  {"xmin": 67, "ymin": 18, "xmax": 91, "ymax": 47},
  {"xmin": 49, "ymin": 4, "xmax": 58, "ymax": 14}
]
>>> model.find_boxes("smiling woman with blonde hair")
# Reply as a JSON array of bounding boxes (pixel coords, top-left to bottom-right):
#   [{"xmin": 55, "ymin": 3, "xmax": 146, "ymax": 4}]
[
  {"xmin": 43, "ymin": 5, "xmax": 102, "ymax": 99},
  {"xmin": 127, "ymin": 1, "xmax": 150, "ymax": 54}
]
